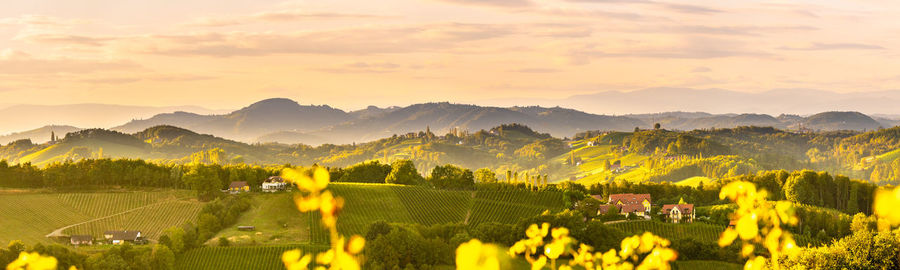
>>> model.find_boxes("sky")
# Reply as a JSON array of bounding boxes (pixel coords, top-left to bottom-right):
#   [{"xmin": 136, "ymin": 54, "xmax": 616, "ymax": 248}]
[{"xmin": 0, "ymin": 0, "xmax": 898, "ymax": 111}]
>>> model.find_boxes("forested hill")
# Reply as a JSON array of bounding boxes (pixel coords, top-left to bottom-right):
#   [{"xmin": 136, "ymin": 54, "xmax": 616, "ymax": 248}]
[
  {"xmin": 4, "ymin": 122, "xmax": 900, "ymax": 185},
  {"xmin": 99, "ymin": 98, "xmax": 895, "ymax": 145}
]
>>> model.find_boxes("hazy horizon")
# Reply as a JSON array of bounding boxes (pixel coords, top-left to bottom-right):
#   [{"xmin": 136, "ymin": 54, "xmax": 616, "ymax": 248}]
[{"xmin": 3, "ymin": 0, "xmax": 900, "ymax": 111}]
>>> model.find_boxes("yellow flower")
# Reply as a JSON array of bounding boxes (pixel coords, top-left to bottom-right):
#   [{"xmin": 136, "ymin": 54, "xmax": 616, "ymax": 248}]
[
  {"xmin": 736, "ymin": 215, "xmax": 758, "ymax": 240},
  {"xmin": 544, "ymin": 241, "xmax": 565, "ymax": 260},
  {"xmin": 532, "ymin": 256, "xmax": 547, "ymax": 270},
  {"xmin": 312, "ymin": 167, "xmax": 330, "ymax": 190},
  {"xmin": 456, "ymin": 239, "xmax": 502, "ymax": 270},
  {"xmin": 347, "ymin": 235, "xmax": 365, "ymax": 255},
  {"xmin": 551, "ymin": 227, "xmax": 569, "ymax": 240},
  {"xmin": 6, "ymin": 252, "xmax": 58, "ymax": 270},
  {"xmin": 874, "ymin": 187, "xmax": 900, "ymax": 225}
]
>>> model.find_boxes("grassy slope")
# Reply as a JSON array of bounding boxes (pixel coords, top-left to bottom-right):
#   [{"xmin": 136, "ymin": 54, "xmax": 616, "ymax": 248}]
[
  {"xmin": 211, "ymin": 183, "xmax": 566, "ymax": 246},
  {"xmin": 674, "ymin": 176, "xmax": 713, "ymax": 187},
  {"xmin": 876, "ymin": 147, "xmax": 900, "ymax": 162},
  {"xmin": 546, "ymin": 137, "xmax": 650, "ymax": 186},
  {"xmin": 609, "ymin": 220, "xmax": 725, "ymax": 243},
  {"xmin": 18, "ymin": 138, "xmax": 149, "ymax": 166},
  {"xmin": 0, "ymin": 190, "xmax": 196, "ymax": 244}
]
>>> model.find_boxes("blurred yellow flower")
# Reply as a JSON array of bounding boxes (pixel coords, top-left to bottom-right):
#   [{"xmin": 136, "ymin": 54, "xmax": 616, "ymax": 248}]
[
  {"xmin": 6, "ymin": 252, "xmax": 58, "ymax": 270},
  {"xmin": 456, "ymin": 239, "xmax": 502, "ymax": 270},
  {"xmin": 873, "ymin": 186, "xmax": 900, "ymax": 226}
]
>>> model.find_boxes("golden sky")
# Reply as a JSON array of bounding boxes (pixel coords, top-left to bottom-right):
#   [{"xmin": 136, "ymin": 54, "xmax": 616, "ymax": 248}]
[{"xmin": 0, "ymin": 0, "xmax": 898, "ymax": 110}]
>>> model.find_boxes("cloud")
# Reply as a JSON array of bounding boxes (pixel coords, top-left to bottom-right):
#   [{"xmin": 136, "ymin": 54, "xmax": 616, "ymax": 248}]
[
  {"xmin": 314, "ymin": 62, "xmax": 405, "ymax": 73},
  {"xmin": 16, "ymin": 33, "xmax": 114, "ymax": 46},
  {"xmin": 779, "ymin": 43, "xmax": 885, "ymax": 51},
  {"xmin": 186, "ymin": 10, "xmax": 389, "ymax": 27},
  {"xmin": 79, "ymin": 74, "xmax": 215, "ymax": 84},
  {"xmin": 692, "ymin": 67, "xmax": 711, "ymax": 73},
  {"xmin": 508, "ymin": 68, "xmax": 561, "ymax": 73},
  {"xmin": 124, "ymin": 23, "xmax": 516, "ymax": 57},
  {"xmin": 433, "ymin": 0, "xmax": 534, "ymax": 8},
  {"xmin": 564, "ymin": 0, "xmax": 720, "ymax": 14},
  {"xmin": 567, "ymin": 37, "xmax": 773, "ymax": 64},
  {"xmin": 0, "ymin": 49, "xmax": 140, "ymax": 74},
  {"xmin": 0, "ymin": 14, "xmax": 88, "ymax": 28},
  {"xmin": 661, "ymin": 25, "xmax": 817, "ymax": 36}
]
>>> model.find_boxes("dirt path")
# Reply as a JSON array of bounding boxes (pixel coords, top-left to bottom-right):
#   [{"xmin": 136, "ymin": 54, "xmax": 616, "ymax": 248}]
[
  {"xmin": 463, "ymin": 191, "xmax": 476, "ymax": 225},
  {"xmin": 45, "ymin": 198, "xmax": 181, "ymax": 238}
]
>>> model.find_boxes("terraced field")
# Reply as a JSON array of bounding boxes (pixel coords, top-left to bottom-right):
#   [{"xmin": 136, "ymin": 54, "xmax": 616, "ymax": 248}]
[
  {"xmin": 176, "ymin": 244, "xmax": 328, "ymax": 270},
  {"xmin": 0, "ymin": 190, "xmax": 198, "ymax": 244},
  {"xmin": 610, "ymin": 220, "xmax": 725, "ymax": 243},
  {"xmin": 221, "ymin": 183, "xmax": 566, "ymax": 245},
  {"xmin": 673, "ymin": 260, "xmax": 742, "ymax": 270}
]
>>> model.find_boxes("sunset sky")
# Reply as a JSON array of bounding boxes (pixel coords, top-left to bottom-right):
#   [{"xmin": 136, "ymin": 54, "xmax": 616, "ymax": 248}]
[{"xmin": 1, "ymin": 0, "xmax": 898, "ymax": 110}]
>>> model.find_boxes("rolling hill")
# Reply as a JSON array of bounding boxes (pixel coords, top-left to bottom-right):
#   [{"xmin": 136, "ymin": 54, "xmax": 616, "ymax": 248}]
[{"xmin": 0, "ymin": 125, "xmax": 82, "ymax": 145}]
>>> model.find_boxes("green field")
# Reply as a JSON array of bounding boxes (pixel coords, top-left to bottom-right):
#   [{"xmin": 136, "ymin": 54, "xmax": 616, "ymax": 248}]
[
  {"xmin": 0, "ymin": 189, "xmax": 198, "ymax": 244},
  {"xmin": 18, "ymin": 138, "xmax": 151, "ymax": 166},
  {"xmin": 609, "ymin": 220, "xmax": 725, "ymax": 243},
  {"xmin": 675, "ymin": 176, "xmax": 714, "ymax": 187},
  {"xmin": 673, "ymin": 260, "xmax": 742, "ymax": 270},
  {"xmin": 876, "ymin": 148, "xmax": 900, "ymax": 162},
  {"xmin": 176, "ymin": 244, "xmax": 328, "ymax": 270},
  {"xmin": 214, "ymin": 183, "xmax": 567, "ymax": 245}
]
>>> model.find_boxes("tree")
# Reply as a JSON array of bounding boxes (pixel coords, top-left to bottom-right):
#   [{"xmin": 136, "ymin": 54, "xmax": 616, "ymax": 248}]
[
  {"xmin": 385, "ymin": 160, "xmax": 424, "ymax": 185},
  {"xmin": 218, "ymin": 237, "xmax": 230, "ymax": 247},
  {"xmin": 150, "ymin": 244, "xmax": 175, "ymax": 270},
  {"xmin": 428, "ymin": 164, "xmax": 475, "ymax": 189},
  {"xmin": 575, "ymin": 197, "xmax": 602, "ymax": 219},
  {"xmin": 473, "ymin": 168, "xmax": 496, "ymax": 183}
]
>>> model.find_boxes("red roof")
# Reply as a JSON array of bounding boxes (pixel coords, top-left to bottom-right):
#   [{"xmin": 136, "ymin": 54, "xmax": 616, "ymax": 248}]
[
  {"xmin": 662, "ymin": 204, "xmax": 694, "ymax": 214},
  {"xmin": 608, "ymin": 193, "xmax": 651, "ymax": 205},
  {"xmin": 229, "ymin": 181, "xmax": 249, "ymax": 188}
]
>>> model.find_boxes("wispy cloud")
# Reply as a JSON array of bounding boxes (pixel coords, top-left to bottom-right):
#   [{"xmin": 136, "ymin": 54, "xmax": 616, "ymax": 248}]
[
  {"xmin": 433, "ymin": 0, "xmax": 534, "ymax": 8},
  {"xmin": 123, "ymin": 23, "xmax": 516, "ymax": 57},
  {"xmin": 80, "ymin": 74, "xmax": 215, "ymax": 84},
  {"xmin": 315, "ymin": 62, "xmax": 406, "ymax": 73},
  {"xmin": 779, "ymin": 42, "xmax": 885, "ymax": 51},
  {"xmin": 564, "ymin": 0, "xmax": 720, "ymax": 14},
  {"xmin": 0, "ymin": 49, "xmax": 140, "ymax": 74},
  {"xmin": 508, "ymin": 68, "xmax": 561, "ymax": 73},
  {"xmin": 186, "ymin": 10, "xmax": 390, "ymax": 27}
]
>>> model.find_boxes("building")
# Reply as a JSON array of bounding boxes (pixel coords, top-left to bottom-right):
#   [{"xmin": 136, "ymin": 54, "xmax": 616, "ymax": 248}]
[
  {"xmin": 70, "ymin": 235, "xmax": 93, "ymax": 246},
  {"xmin": 104, "ymin": 231, "xmax": 143, "ymax": 245},
  {"xmin": 229, "ymin": 181, "xmax": 250, "ymax": 194},
  {"xmin": 661, "ymin": 204, "xmax": 695, "ymax": 223},
  {"xmin": 594, "ymin": 193, "xmax": 652, "ymax": 218},
  {"xmin": 261, "ymin": 176, "xmax": 287, "ymax": 192}
]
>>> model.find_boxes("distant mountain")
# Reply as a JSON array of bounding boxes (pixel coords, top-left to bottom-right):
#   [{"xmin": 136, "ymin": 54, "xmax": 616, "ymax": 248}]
[
  {"xmin": 0, "ymin": 125, "xmax": 82, "ymax": 145},
  {"xmin": 109, "ymin": 98, "xmax": 896, "ymax": 145},
  {"xmin": 114, "ymin": 98, "xmax": 352, "ymax": 142},
  {"xmin": 306, "ymin": 103, "xmax": 644, "ymax": 144},
  {"xmin": 255, "ymin": 131, "xmax": 328, "ymax": 146},
  {"xmin": 0, "ymin": 103, "xmax": 224, "ymax": 135},
  {"xmin": 801, "ymin": 111, "xmax": 883, "ymax": 131},
  {"xmin": 113, "ymin": 111, "xmax": 218, "ymax": 134},
  {"xmin": 479, "ymin": 88, "xmax": 900, "ymax": 116}
]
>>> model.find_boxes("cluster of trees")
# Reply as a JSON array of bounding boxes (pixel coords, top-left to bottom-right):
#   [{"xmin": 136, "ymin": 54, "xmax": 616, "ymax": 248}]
[
  {"xmin": 784, "ymin": 218, "xmax": 900, "ymax": 269},
  {"xmin": 0, "ymin": 159, "xmax": 278, "ymax": 200},
  {"xmin": 642, "ymin": 155, "xmax": 759, "ymax": 183},
  {"xmin": 627, "ymin": 130, "xmax": 730, "ymax": 156},
  {"xmin": 0, "ymin": 241, "xmax": 86, "ymax": 270},
  {"xmin": 362, "ymin": 210, "xmax": 629, "ymax": 269}
]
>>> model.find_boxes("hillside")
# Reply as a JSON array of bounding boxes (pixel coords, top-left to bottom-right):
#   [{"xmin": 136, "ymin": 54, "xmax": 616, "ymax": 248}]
[
  {"xmin": 104, "ymin": 98, "xmax": 895, "ymax": 146},
  {"xmin": 0, "ymin": 125, "xmax": 82, "ymax": 145}
]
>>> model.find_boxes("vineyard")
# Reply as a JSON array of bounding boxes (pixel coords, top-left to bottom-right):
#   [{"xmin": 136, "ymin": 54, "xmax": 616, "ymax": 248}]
[
  {"xmin": 176, "ymin": 244, "xmax": 328, "ymax": 270},
  {"xmin": 673, "ymin": 260, "xmax": 742, "ymax": 270},
  {"xmin": 0, "ymin": 190, "xmax": 198, "ymax": 244},
  {"xmin": 609, "ymin": 220, "xmax": 725, "ymax": 243},
  {"xmin": 240, "ymin": 183, "xmax": 566, "ymax": 245}
]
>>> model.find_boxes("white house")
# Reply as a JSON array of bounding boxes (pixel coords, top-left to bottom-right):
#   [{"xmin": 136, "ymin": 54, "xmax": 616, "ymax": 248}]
[{"xmin": 262, "ymin": 176, "xmax": 287, "ymax": 192}]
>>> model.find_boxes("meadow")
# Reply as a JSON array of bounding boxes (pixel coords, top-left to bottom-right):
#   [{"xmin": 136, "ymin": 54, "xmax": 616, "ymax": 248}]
[{"xmin": 0, "ymin": 189, "xmax": 199, "ymax": 244}]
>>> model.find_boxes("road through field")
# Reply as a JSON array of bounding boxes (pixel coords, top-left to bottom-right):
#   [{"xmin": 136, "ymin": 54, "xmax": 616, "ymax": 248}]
[{"xmin": 45, "ymin": 198, "xmax": 184, "ymax": 238}]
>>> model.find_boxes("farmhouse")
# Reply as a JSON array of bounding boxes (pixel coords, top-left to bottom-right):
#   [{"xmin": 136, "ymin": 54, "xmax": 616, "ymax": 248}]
[
  {"xmin": 229, "ymin": 181, "xmax": 250, "ymax": 194},
  {"xmin": 261, "ymin": 176, "xmax": 287, "ymax": 192},
  {"xmin": 594, "ymin": 193, "xmax": 652, "ymax": 218},
  {"xmin": 104, "ymin": 231, "xmax": 143, "ymax": 245},
  {"xmin": 661, "ymin": 204, "xmax": 695, "ymax": 223},
  {"xmin": 69, "ymin": 235, "xmax": 93, "ymax": 246}
]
